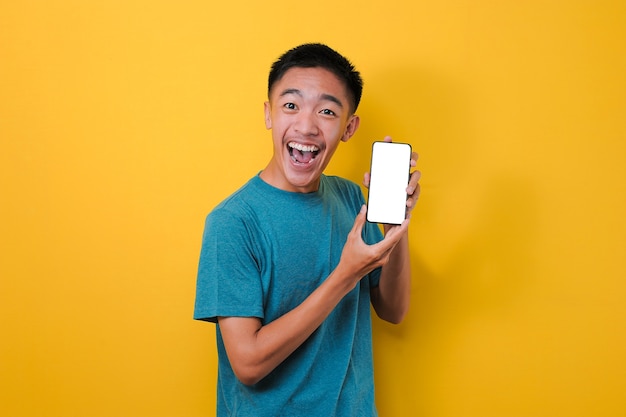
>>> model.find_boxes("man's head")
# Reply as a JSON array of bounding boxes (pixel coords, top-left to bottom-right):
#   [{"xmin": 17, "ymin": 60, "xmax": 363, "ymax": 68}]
[
  {"xmin": 268, "ymin": 43, "xmax": 363, "ymax": 114},
  {"xmin": 261, "ymin": 44, "xmax": 363, "ymax": 193}
]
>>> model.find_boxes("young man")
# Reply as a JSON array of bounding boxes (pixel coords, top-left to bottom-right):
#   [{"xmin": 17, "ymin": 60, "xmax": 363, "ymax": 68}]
[{"xmin": 194, "ymin": 43, "xmax": 421, "ymax": 416}]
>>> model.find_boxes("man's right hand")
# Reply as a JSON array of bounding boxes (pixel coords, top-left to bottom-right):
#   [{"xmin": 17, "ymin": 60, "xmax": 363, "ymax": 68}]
[{"xmin": 334, "ymin": 204, "xmax": 409, "ymax": 288}]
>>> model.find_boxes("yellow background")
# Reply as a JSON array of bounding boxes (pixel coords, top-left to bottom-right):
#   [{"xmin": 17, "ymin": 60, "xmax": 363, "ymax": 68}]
[{"xmin": 1, "ymin": 1, "xmax": 624, "ymax": 416}]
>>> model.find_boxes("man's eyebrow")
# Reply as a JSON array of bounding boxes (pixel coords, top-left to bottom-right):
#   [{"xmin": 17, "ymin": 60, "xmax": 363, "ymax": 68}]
[
  {"xmin": 279, "ymin": 88, "xmax": 303, "ymax": 98},
  {"xmin": 321, "ymin": 94, "xmax": 344, "ymax": 108},
  {"xmin": 279, "ymin": 89, "xmax": 344, "ymax": 108}
]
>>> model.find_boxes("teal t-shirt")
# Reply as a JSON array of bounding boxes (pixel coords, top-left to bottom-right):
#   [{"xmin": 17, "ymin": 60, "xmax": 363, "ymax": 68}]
[{"xmin": 194, "ymin": 174, "xmax": 384, "ymax": 417}]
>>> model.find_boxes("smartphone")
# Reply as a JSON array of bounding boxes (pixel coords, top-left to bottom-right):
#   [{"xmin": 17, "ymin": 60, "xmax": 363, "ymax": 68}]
[{"xmin": 366, "ymin": 141, "xmax": 412, "ymax": 225}]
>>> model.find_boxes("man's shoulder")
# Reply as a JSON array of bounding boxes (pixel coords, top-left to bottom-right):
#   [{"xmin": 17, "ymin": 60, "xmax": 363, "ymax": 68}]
[
  {"xmin": 204, "ymin": 176, "xmax": 264, "ymax": 227},
  {"xmin": 214, "ymin": 175, "xmax": 264, "ymax": 208}
]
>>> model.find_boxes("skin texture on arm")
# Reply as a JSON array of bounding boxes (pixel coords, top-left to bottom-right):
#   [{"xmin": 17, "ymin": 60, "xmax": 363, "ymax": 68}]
[{"xmin": 218, "ymin": 205, "xmax": 409, "ymax": 386}]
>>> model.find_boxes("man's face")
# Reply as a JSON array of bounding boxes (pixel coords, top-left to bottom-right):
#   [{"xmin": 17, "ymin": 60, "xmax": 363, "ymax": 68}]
[{"xmin": 261, "ymin": 66, "xmax": 360, "ymax": 193}]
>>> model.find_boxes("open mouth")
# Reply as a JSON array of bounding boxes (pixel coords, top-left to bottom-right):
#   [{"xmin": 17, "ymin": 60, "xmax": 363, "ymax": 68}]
[{"xmin": 288, "ymin": 142, "xmax": 320, "ymax": 164}]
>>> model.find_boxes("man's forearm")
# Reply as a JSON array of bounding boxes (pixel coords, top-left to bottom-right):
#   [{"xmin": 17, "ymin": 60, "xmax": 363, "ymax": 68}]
[
  {"xmin": 219, "ymin": 267, "xmax": 356, "ymax": 386},
  {"xmin": 371, "ymin": 233, "xmax": 411, "ymax": 324}
]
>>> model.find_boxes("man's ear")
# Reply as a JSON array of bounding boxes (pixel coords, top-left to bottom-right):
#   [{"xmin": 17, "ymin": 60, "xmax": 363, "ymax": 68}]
[
  {"xmin": 264, "ymin": 101, "xmax": 272, "ymax": 129},
  {"xmin": 341, "ymin": 115, "xmax": 360, "ymax": 142}
]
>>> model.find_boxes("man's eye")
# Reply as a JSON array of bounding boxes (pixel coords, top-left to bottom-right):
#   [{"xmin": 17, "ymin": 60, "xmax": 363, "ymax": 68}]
[
  {"xmin": 320, "ymin": 109, "xmax": 336, "ymax": 116},
  {"xmin": 284, "ymin": 103, "xmax": 297, "ymax": 110}
]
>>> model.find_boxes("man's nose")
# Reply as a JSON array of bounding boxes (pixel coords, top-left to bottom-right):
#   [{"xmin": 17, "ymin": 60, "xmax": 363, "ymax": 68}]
[{"xmin": 294, "ymin": 111, "xmax": 319, "ymax": 136}]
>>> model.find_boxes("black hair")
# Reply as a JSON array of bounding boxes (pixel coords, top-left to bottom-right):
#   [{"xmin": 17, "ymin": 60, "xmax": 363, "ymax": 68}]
[{"xmin": 268, "ymin": 43, "xmax": 363, "ymax": 113}]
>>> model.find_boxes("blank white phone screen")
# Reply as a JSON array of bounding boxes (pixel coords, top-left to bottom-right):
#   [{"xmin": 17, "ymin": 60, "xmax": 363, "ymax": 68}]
[{"xmin": 366, "ymin": 141, "xmax": 412, "ymax": 225}]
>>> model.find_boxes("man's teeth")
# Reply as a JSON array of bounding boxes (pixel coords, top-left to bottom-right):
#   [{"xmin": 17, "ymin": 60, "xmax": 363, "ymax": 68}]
[
  {"xmin": 288, "ymin": 142, "xmax": 319, "ymax": 164},
  {"xmin": 289, "ymin": 142, "xmax": 319, "ymax": 153}
]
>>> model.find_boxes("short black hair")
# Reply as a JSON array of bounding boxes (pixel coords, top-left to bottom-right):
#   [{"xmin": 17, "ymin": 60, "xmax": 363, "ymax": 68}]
[{"xmin": 268, "ymin": 43, "xmax": 363, "ymax": 113}]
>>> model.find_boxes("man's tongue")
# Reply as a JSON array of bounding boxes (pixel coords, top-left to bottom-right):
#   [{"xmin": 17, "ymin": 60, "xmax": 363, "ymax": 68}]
[{"xmin": 292, "ymin": 148, "xmax": 314, "ymax": 164}]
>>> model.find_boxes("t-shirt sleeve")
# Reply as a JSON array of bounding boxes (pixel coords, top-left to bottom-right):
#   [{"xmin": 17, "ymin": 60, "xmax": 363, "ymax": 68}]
[{"xmin": 193, "ymin": 206, "xmax": 265, "ymax": 323}]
